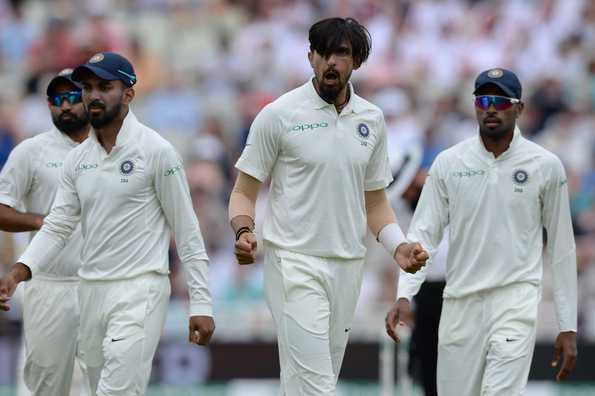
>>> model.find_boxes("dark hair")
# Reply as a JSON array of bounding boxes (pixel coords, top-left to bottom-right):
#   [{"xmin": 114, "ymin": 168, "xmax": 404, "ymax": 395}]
[{"xmin": 308, "ymin": 17, "xmax": 371, "ymax": 66}]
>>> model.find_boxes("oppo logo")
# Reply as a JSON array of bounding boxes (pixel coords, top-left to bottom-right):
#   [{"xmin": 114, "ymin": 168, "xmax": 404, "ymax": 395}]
[
  {"xmin": 452, "ymin": 169, "xmax": 486, "ymax": 178},
  {"xmin": 290, "ymin": 122, "xmax": 329, "ymax": 132}
]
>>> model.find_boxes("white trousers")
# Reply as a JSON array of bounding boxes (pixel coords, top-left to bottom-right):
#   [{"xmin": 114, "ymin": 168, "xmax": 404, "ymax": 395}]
[
  {"xmin": 264, "ymin": 243, "xmax": 365, "ymax": 396},
  {"xmin": 78, "ymin": 273, "xmax": 170, "ymax": 396},
  {"xmin": 22, "ymin": 277, "xmax": 90, "ymax": 396},
  {"xmin": 437, "ymin": 282, "xmax": 540, "ymax": 396}
]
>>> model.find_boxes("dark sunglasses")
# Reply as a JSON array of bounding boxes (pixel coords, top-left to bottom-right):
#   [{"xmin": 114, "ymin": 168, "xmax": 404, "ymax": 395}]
[
  {"xmin": 474, "ymin": 95, "xmax": 520, "ymax": 111},
  {"xmin": 48, "ymin": 91, "xmax": 82, "ymax": 107}
]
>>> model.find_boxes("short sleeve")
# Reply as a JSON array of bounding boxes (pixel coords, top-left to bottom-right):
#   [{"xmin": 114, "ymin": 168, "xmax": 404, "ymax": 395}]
[
  {"xmin": 235, "ymin": 104, "xmax": 282, "ymax": 182},
  {"xmin": 364, "ymin": 117, "xmax": 393, "ymax": 191}
]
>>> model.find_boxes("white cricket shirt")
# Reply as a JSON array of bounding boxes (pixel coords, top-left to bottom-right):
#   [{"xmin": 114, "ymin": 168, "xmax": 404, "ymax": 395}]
[
  {"xmin": 398, "ymin": 127, "xmax": 577, "ymax": 331},
  {"xmin": 236, "ymin": 79, "xmax": 392, "ymax": 259},
  {"xmin": 0, "ymin": 128, "xmax": 83, "ymax": 279},
  {"xmin": 19, "ymin": 111, "xmax": 212, "ymax": 316}
]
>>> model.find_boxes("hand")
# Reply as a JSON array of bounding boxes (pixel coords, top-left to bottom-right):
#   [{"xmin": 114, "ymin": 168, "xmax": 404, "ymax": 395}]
[
  {"xmin": 551, "ymin": 331, "xmax": 577, "ymax": 381},
  {"xmin": 0, "ymin": 263, "xmax": 31, "ymax": 311},
  {"xmin": 234, "ymin": 232, "xmax": 257, "ymax": 265},
  {"xmin": 395, "ymin": 242, "xmax": 428, "ymax": 273},
  {"xmin": 188, "ymin": 315, "xmax": 215, "ymax": 346},
  {"xmin": 385, "ymin": 298, "xmax": 414, "ymax": 343}
]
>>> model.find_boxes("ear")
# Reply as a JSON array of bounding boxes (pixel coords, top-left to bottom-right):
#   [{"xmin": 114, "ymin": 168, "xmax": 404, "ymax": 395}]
[
  {"xmin": 308, "ymin": 51, "xmax": 314, "ymax": 68},
  {"xmin": 122, "ymin": 87, "xmax": 135, "ymax": 105},
  {"xmin": 516, "ymin": 102, "xmax": 524, "ymax": 118},
  {"xmin": 353, "ymin": 60, "xmax": 361, "ymax": 70}
]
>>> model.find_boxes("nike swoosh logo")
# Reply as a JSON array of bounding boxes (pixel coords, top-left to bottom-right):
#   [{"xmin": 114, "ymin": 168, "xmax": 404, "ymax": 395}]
[
  {"xmin": 111, "ymin": 338, "xmax": 125, "ymax": 342},
  {"xmin": 505, "ymin": 338, "xmax": 517, "ymax": 342}
]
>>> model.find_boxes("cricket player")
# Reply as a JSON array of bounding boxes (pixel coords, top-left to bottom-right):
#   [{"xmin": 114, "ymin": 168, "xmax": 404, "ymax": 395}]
[
  {"xmin": 0, "ymin": 69, "xmax": 90, "ymax": 396},
  {"xmin": 0, "ymin": 52, "xmax": 215, "ymax": 396},
  {"xmin": 385, "ymin": 68, "xmax": 578, "ymax": 395},
  {"xmin": 228, "ymin": 18, "xmax": 428, "ymax": 395}
]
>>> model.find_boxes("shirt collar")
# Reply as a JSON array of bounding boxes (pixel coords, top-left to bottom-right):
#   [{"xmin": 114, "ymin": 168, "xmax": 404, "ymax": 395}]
[
  {"xmin": 51, "ymin": 126, "xmax": 81, "ymax": 148},
  {"xmin": 475, "ymin": 126, "xmax": 522, "ymax": 160},
  {"xmin": 90, "ymin": 110, "xmax": 138, "ymax": 149},
  {"xmin": 306, "ymin": 78, "xmax": 362, "ymax": 114}
]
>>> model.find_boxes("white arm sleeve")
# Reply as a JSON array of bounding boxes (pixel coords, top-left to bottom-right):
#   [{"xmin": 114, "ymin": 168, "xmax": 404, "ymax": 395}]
[
  {"xmin": 154, "ymin": 145, "xmax": 212, "ymax": 317},
  {"xmin": 19, "ymin": 155, "xmax": 80, "ymax": 274},
  {"xmin": 399, "ymin": 155, "xmax": 449, "ymax": 300},
  {"xmin": 542, "ymin": 158, "xmax": 577, "ymax": 332}
]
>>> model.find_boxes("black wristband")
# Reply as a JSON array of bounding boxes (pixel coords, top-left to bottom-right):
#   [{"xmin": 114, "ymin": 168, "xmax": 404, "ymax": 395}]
[{"xmin": 235, "ymin": 226, "xmax": 253, "ymax": 241}]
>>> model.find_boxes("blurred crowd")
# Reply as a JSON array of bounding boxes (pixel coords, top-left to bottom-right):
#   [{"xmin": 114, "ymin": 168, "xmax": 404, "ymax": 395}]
[{"xmin": 0, "ymin": 0, "xmax": 594, "ymax": 351}]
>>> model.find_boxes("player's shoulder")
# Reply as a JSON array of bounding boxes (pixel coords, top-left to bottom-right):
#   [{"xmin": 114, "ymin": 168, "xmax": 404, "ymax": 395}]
[
  {"xmin": 518, "ymin": 134, "xmax": 561, "ymax": 163},
  {"xmin": 264, "ymin": 83, "xmax": 311, "ymax": 116},
  {"xmin": 437, "ymin": 136, "xmax": 476, "ymax": 161},
  {"xmin": 14, "ymin": 130, "xmax": 55, "ymax": 152},
  {"xmin": 134, "ymin": 120, "xmax": 179, "ymax": 158},
  {"xmin": 352, "ymin": 93, "xmax": 385, "ymax": 121}
]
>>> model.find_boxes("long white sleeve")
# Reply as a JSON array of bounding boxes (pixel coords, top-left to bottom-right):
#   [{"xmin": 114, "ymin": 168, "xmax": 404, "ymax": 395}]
[
  {"xmin": 397, "ymin": 155, "xmax": 449, "ymax": 301},
  {"xmin": 154, "ymin": 146, "xmax": 212, "ymax": 317},
  {"xmin": 19, "ymin": 156, "xmax": 80, "ymax": 275},
  {"xmin": 542, "ymin": 159, "xmax": 577, "ymax": 332}
]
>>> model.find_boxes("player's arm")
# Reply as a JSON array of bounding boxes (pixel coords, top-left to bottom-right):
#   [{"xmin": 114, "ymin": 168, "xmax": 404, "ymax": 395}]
[
  {"xmin": 365, "ymin": 189, "xmax": 427, "ymax": 273},
  {"xmin": 0, "ymin": 205, "xmax": 44, "ymax": 232},
  {"xmin": 542, "ymin": 159, "xmax": 577, "ymax": 380},
  {"xmin": 154, "ymin": 146, "xmax": 214, "ymax": 346},
  {"xmin": 0, "ymin": 140, "xmax": 44, "ymax": 232},
  {"xmin": 386, "ymin": 157, "xmax": 449, "ymax": 342},
  {"xmin": 229, "ymin": 171, "xmax": 262, "ymax": 265},
  {"xmin": 0, "ymin": 157, "xmax": 81, "ymax": 310}
]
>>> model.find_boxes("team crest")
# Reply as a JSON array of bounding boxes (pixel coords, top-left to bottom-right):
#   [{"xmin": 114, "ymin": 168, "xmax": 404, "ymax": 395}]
[
  {"xmin": 512, "ymin": 169, "xmax": 529, "ymax": 185},
  {"xmin": 488, "ymin": 68, "xmax": 503, "ymax": 78},
  {"xmin": 89, "ymin": 53, "xmax": 105, "ymax": 63},
  {"xmin": 120, "ymin": 160, "xmax": 135, "ymax": 176},
  {"xmin": 357, "ymin": 123, "xmax": 370, "ymax": 138}
]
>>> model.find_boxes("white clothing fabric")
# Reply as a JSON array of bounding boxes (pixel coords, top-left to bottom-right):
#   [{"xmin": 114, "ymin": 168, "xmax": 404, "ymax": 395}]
[
  {"xmin": 264, "ymin": 242, "xmax": 364, "ymax": 396},
  {"xmin": 23, "ymin": 278, "xmax": 90, "ymax": 396},
  {"xmin": 397, "ymin": 127, "xmax": 577, "ymax": 332},
  {"xmin": 236, "ymin": 79, "xmax": 392, "ymax": 259},
  {"xmin": 18, "ymin": 111, "xmax": 212, "ymax": 317},
  {"xmin": 0, "ymin": 127, "xmax": 83, "ymax": 278},
  {"xmin": 437, "ymin": 282, "xmax": 539, "ymax": 395},
  {"xmin": 78, "ymin": 273, "xmax": 170, "ymax": 396}
]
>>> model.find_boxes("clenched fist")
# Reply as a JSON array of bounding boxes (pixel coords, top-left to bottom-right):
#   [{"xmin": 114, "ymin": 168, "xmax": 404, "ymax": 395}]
[{"xmin": 395, "ymin": 242, "xmax": 428, "ymax": 273}]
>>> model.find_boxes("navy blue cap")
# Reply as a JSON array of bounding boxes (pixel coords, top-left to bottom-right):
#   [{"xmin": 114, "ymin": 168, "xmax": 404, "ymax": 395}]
[
  {"xmin": 46, "ymin": 68, "xmax": 82, "ymax": 96},
  {"xmin": 473, "ymin": 68, "xmax": 522, "ymax": 99},
  {"xmin": 72, "ymin": 52, "xmax": 137, "ymax": 87}
]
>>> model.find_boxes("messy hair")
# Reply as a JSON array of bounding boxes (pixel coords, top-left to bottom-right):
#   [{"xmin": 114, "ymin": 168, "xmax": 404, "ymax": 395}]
[{"xmin": 308, "ymin": 17, "xmax": 372, "ymax": 66}]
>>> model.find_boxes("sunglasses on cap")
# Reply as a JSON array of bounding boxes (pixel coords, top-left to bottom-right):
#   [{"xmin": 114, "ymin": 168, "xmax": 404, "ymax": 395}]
[
  {"xmin": 48, "ymin": 91, "xmax": 82, "ymax": 107},
  {"xmin": 474, "ymin": 95, "xmax": 520, "ymax": 111}
]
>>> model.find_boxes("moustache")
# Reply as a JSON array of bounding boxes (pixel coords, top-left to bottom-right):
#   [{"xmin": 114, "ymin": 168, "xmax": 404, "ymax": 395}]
[{"xmin": 88, "ymin": 101, "xmax": 105, "ymax": 110}]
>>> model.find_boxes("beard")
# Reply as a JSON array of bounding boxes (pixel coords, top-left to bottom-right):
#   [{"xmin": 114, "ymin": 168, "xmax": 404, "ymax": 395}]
[
  {"xmin": 315, "ymin": 69, "xmax": 351, "ymax": 103},
  {"xmin": 52, "ymin": 112, "xmax": 89, "ymax": 135},
  {"xmin": 87, "ymin": 100, "xmax": 122, "ymax": 128}
]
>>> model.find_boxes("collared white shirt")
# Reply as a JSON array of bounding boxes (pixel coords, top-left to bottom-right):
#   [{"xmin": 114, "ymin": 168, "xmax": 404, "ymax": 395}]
[
  {"xmin": 398, "ymin": 127, "xmax": 577, "ymax": 332},
  {"xmin": 19, "ymin": 111, "xmax": 212, "ymax": 316},
  {"xmin": 236, "ymin": 79, "xmax": 392, "ymax": 259},
  {"xmin": 0, "ymin": 128, "xmax": 83, "ymax": 279}
]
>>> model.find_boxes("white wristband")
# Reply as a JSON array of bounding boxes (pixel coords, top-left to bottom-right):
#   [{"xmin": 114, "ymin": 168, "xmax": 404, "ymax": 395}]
[{"xmin": 378, "ymin": 223, "xmax": 407, "ymax": 257}]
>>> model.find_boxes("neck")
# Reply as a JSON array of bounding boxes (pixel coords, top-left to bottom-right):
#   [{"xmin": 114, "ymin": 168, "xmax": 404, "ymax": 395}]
[
  {"xmin": 312, "ymin": 78, "xmax": 350, "ymax": 112},
  {"xmin": 65, "ymin": 126, "xmax": 90, "ymax": 144},
  {"xmin": 96, "ymin": 108, "xmax": 128, "ymax": 154},
  {"xmin": 480, "ymin": 127, "xmax": 515, "ymax": 158}
]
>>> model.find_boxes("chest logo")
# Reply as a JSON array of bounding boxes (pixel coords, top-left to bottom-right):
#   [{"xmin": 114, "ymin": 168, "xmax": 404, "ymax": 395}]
[
  {"xmin": 290, "ymin": 122, "xmax": 328, "ymax": 132},
  {"xmin": 120, "ymin": 160, "xmax": 135, "ymax": 176},
  {"xmin": 512, "ymin": 169, "xmax": 529, "ymax": 185},
  {"xmin": 357, "ymin": 123, "xmax": 370, "ymax": 138}
]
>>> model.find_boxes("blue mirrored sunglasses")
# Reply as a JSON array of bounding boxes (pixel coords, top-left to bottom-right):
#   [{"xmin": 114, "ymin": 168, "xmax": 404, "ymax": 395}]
[
  {"xmin": 474, "ymin": 95, "xmax": 520, "ymax": 111},
  {"xmin": 48, "ymin": 91, "xmax": 82, "ymax": 107}
]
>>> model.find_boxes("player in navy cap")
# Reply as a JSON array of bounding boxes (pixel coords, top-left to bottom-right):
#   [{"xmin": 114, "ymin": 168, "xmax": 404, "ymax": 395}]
[
  {"xmin": 0, "ymin": 69, "xmax": 90, "ymax": 395},
  {"xmin": 386, "ymin": 68, "xmax": 577, "ymax": 395},
  {"xmin": 0, "ymin": 53, "xmax": 215, "ymax": 396}
]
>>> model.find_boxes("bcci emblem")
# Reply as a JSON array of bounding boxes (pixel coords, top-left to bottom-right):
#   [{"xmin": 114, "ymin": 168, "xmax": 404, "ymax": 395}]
[
  {"xmin": 89, "ymin": 53, "xmax": 105, "ymax": 63},
  {"xmin": 513, "ymin": 169, "xmax": 529, "ymax": 185},
  {"xmin": 488, "ymin": 68, "xmax": 503, "ymax": 78},
  {"xmin": 120, "ymin": 160, "xmax": 135, "ymax": 176},
  {"xmin": 357, "ymin": 123, "xmax": 370, "ymax": 138}
]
